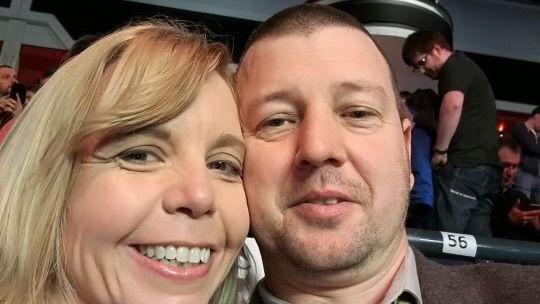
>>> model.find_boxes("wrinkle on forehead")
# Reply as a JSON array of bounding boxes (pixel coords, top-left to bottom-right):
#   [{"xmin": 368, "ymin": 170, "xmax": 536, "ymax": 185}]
[{"xmin": 237, "ymin": 26, "xmax": 398, "ymax": 110}]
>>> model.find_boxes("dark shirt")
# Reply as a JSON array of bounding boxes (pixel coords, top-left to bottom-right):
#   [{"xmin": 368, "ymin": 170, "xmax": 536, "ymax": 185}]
[
  {"xmin": 438, "ymin": 53, "xmax": 499, "ymax": 168},
  {"xmin": 491, "ymin": 187, "xmax": 540, "ymax": 242},
  {"xmin": 511, "ymin": 122, "xmax": 540, "ymax": 176}
]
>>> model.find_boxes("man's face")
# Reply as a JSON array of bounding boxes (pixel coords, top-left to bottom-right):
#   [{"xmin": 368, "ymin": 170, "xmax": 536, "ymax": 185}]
[
  {"xmin": 411, "ymin": 50, "xmax": 440, "ymax": 79},
  {"xmin": 498, "ymin": 146, "xmax": 520, "ymax": 188},
  {"xmin": 532, "ymin": 114, "xmax": 540, "ymax": 132},
  {"xmin": 237, "ymin": 26, "xmax": 413, "ymax": 273},
  {"xmin": 0, "ymin": 67, "xmax": 16, "ymax": 96}
]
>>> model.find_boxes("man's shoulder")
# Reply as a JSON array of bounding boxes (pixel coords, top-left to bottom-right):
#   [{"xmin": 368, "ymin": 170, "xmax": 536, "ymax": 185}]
[
  {"xmin": 249, "ymin": 287, "xmax": 264, "ymax": 304},
  {"xmin": 413, "ymin": 249, "xmax": 540, "ymax": 303}
]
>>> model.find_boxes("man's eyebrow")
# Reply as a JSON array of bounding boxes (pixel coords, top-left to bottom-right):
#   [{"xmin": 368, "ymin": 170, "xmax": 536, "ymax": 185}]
[
  {"xmin": 333, "ymin": 80, "xmax": 389, "ymax": 99},
  {"xmin": 258, "ymin": 90, "xmax": 297, "ymax": 105}
]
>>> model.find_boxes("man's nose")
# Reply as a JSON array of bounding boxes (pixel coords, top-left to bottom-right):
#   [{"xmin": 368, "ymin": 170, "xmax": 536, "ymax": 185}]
[
  {"xmin": 293, "ymin": 107, "xmax": 346, "ymax": 170},
  {"xmin": 162, "ymin": 164, "xmax": 216, "ymax": 218}
]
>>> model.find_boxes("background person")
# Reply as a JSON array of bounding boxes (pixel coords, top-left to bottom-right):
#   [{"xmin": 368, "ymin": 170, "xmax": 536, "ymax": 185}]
[
  {"xmin": 492, "ymin": 139, "xmax": 540, "ymax": 241},
  {"xmin": 402, "ymin": 30, "xmax": 500, "ymax": 236},
  {"xmin": 0, "ymin": 21, "xmax": 248, "ymax": 304},
  {"xmin": 406, "ymin": 89, "xmax": 440, "ymax": 229},
  {"xmin": 0, "ymin": 65, "xmax": 22, "ymax": 127},
  {"xmin": 511, "ymin": 106, "xmax": 540, "ymax": 203}
]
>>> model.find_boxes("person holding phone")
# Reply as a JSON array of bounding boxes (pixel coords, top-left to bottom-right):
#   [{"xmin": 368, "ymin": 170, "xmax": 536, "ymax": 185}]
[
  {"xmin": 492, "ymin": 139, "xmax": 540, "ymax": 241},
  {"xmin": 0, "ymin": 65, "xmax": 22, "ymax": 126}
]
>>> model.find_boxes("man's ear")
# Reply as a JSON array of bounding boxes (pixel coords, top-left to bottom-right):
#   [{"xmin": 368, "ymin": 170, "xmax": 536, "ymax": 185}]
[{"xmin": 402, "ymin": 118, "xmax": 415, "ymax": 191}]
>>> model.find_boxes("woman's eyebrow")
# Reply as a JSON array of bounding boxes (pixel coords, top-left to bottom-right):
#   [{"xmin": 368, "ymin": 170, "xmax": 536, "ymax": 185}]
[
  {"xmin": 212, "ymin": 133, "xmax": 245, "ymax": 156},
  {"xmin": 109, "ymin": 125, "xmax": 172, "ymax": 143}
]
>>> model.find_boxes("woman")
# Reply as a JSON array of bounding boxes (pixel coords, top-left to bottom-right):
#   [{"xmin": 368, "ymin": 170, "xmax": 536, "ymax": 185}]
[{"xmin": 0, "ymin": 21, "xmax": 249, "ymax": 303}]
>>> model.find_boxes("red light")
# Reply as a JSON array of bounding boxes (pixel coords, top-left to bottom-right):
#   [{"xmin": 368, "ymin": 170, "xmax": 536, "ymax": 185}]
[{"xmin": 497, "ymin": 122, "xmax": 505, "ymax": 132}]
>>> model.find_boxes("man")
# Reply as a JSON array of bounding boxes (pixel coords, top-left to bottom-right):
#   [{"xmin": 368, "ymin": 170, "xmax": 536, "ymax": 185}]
[
  {"xmin": 511, "ymin": 106, "xmax": 540, "ymax": 203},
  {"xmin": 402, "ymin": 31, "xmax": 500, "ymax": 236},
  {"xmin": 0, "ymin": 65, "xmax": 22, "ymax": 126},
  {"xmin": 237, "ymin": 4, "xmax": 539, "ymax": 304},
  {"xmin": 499, "ymin": 139, "xmax": 521, "ymax": 191},
  {"xmin": 492, "ymin": 139, "xmax": 540, "ymax": 241},
  {"xmin": 0, "ymin": 65, "xmax": 16, "ymax": 96}
]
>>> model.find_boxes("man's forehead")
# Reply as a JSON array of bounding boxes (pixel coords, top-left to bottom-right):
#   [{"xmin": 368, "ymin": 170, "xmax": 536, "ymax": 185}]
[
  {"xmin": 499, "ymin": 147, "xmax": 520, "ymax": 158},
  {"xmin": 237, "ymin": 26, "xmax": 396, "ymax": 105},
  {"xmin": 240, "ymin": 26, "xmax": 389, "ymax": 78},
  {"xmin": 0, "ymin": 67, "xmax": 15, "ymax": 74}
]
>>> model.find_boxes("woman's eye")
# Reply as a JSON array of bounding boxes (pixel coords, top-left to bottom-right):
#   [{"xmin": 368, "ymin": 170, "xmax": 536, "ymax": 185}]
[
  {"xmin": 118, "ymin": 149, "xmax": 162, "ymax": 164},
  {"xmin": 208, "ymin": 160, "xmax": 242, "ymax": 179}
]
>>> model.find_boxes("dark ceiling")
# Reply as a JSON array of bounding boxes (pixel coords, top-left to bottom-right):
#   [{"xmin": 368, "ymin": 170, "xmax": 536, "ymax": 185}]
[
  {"xmin": 31, "ymin": 0, "xmax": 260, "ymax": 62},
  {"xmin": 30, "ymin": 0, "xmax": 539, "ymax": 105}
]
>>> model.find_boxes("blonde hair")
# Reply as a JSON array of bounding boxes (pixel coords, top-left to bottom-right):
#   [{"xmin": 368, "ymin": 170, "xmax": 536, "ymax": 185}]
[{"xmin": 0, "ymin": 20, "xmax": 238, "ymax": 303}]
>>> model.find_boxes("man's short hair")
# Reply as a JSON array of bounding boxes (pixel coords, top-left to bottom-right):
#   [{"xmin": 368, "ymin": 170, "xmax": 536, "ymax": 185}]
[
  {"xmin": 499, "ymin": 138, "xmax": 522, "ymax": 155},
  {"xmin": 402, "ymin": 30, "xmax": 452, "ymax": 66},
  {"xmin": 0, "ymin": 65, "xmax": 13, "ymax": 69},
  {"xmin": 242, "ymin": 4, "xmax": 368, "ymax": 58},
  {"xmin": 65, "ymin": 34, "xmax": 99, "ymax": 60},
  {"xmin": 241, "ymin": 4, "xmax": 400, "ymax": 103},
  {"xmin": 531, "ymin": 106, "xmax": 540, "ymax": 117}
]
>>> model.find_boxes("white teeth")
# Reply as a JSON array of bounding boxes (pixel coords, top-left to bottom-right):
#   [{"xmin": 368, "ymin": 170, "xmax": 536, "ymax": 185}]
[
  {"xmin": 137, "ymin": 245, "xmax": 211, "ymax": 265},
  {"xmin": 146, "ymin": 246, "xmax": 155, "ymax": 258},
  {"xmin": 176, "ymin": 247, "xmax": 189, "ymax": 263},
  {"xmin": 312, "ymin": 198, "xmax": 339, "ymax": 205},
  {"xmin": 200, "ymin": 248, "xmax": 210, "ymax": 263},
  {"xmin": 189, "ymin": 247, "xmax": 201, "ymax": 263},
  {"xmin": 165, "ymin": 245, "xmax": 176, "ymax": 260},
  {"xmin": 155, "ymin": 246, "xmax": 166, "ymax": 260}
]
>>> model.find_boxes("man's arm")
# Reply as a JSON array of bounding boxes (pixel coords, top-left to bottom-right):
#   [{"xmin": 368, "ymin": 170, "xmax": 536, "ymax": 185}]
[{"xmin": 432, "ymin": 90, "xmax": 464, "ymax": 167}]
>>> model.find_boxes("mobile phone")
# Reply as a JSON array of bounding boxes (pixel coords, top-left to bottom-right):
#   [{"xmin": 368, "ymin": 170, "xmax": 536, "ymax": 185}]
[
  {"xmin": 511, "ymin": 190, "xmax": 540, "ymax": 211},
  {"xmin": 9, "ymin": 82, "xmax": 27, "ymax": 106},
  {"xmin": 521, "ymin": 200, "xmax": 540, "ymax": 211}
]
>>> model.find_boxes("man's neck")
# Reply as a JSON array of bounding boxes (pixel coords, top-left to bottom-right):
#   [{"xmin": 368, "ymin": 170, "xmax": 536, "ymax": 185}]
[
  {"xmin": 263, "ymin": 234, "xmax": 408, "ymax": 304},
  {"xmin": 438, "ymin": 49, "xmax": 453, "ymax": 67}
]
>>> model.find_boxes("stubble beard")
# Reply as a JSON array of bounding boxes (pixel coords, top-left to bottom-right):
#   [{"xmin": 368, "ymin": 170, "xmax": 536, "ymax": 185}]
[{"xmin": 275, "ymin": 165, "xmax": 410, "ymax": 273}]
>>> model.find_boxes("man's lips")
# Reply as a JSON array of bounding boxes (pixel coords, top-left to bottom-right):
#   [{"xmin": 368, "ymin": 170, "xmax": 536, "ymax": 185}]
[
  {"xmin": 286, "ymin": 189, "xmax": 359, "ymax": 221},
  {"xmin": 293, "ymin": 189, "xmax": 355, "ymax": 206}
]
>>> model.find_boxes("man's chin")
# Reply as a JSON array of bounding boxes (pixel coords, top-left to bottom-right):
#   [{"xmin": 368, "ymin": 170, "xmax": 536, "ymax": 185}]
[
  {"xmin": 427, "ymin": 73, "xmax": 439, "ymax": 80},
  {"xmin": 278, "ymin": 224, "xmax": 377, "ymax": 272}
]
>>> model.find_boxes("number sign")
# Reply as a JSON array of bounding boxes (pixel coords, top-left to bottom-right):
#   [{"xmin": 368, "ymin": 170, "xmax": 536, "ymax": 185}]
[{"xmin": 440, "ymin": 232, "xmax": 477, "ymax": 257}]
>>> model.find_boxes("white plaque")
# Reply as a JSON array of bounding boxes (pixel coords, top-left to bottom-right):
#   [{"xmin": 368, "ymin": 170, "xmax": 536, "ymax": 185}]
[{"xmin": 440, "ymin": 231, "xmax": 478, "ymax": 258}]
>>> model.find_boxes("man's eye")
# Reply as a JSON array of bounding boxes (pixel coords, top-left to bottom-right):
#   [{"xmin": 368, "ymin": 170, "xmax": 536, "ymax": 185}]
[
  {"xmin": 267, "ymin": 118, "xmax": 286, "ymax": 127},
  {"xmin": 342, "ymin": 109, "xmax": 373, "ymax": 119},
  {"xmin": 208, "ymin": 160, "xmax": 242, "ymax": 179},
  {"xmin": 259, "ymin": 114, "xmax": 298, "ymax": 130},
  {"xmin": 262, "ymin": 117, "xmax": 296, "ymax": 128}
]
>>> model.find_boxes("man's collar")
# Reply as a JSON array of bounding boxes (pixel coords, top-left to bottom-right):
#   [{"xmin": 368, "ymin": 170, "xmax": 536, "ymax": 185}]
[
  {"xmin": 524, "ymin": 121, "xmax": 539, "ymax": 137},
  {"xmin": 256, "ymin": 279, "xmax": 287, "ymax": 304},
  {"xmin": 253, "ymin": 246, "xmax": 422, "ymax": 304},
  {"xmin": 382, "ymin": 246, "xmax": 423, "ymax": 304}
]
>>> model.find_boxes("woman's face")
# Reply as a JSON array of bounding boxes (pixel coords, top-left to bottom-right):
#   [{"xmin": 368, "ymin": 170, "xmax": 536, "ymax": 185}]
[{"xmin": 65, "ymin": 72, "xmax": 249, "ymax": 303}]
